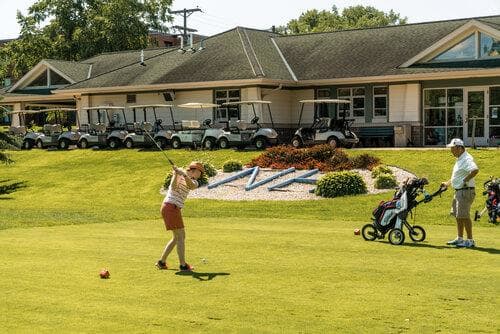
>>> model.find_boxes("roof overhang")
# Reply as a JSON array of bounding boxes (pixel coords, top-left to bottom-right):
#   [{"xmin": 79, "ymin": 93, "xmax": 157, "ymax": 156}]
[
  {"xmin": 0, "ymin": 93, "xmax": 77, "ymax": 104},
  {"xmin": 400, "ymin": 20, "xmax": 500, "ymax": 68}
]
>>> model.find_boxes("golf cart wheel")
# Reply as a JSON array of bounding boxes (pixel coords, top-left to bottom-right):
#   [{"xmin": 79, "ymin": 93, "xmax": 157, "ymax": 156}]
[
  {"xmin": 108, "ymin": 138, "xmax": 120, "ymax": 149},
  {"xmin": 361, "ymin": 224, "xmax": 377, "ymax": 241},
  {"xmin": 388, "ymin": 228, "xmax": 405, "ymax": 245},
  {"xmin": 124, "ymin": 138, "xmax": 134, "ymax": 149},
  {"xmin": 22, "ymin": 140, "xmax": 33, "ymax": 150},
  {"xmin": 218, "ymin": 137, "xmax": 229, "ymax": 149},
  {"xmin": 254, "ymin": 137, "xmax": 267, "ymax": 150},
  {"xmin": 474, "ymin": 210, "xmax": 480, "ymax": 221},
  {"xmin": 203, "ymin": 137, "xmax": 216, "ymax": 150},
  {"xmin": 58, "ymin": 138, "xmax": 70, "ymax": 150},
  {"xmin": 36, "ymin": 139, "xmax": 44, "ymax": 149},
  {"xmin": 327, "ymin": 136, "xmax": 339, "ymax": 148},
  {"xmin": 171, "ymin": 137, "xmax": 182, "ymax": 149},
  {"xmin": 409, "ymin": 225, "xmax": 426, "ymax": 242},
  {"xmin": 291, "ymin": 136, "xmax": 302, "ymax": 148},
  {"xmin": 156, "ymin": 137, "xmax": 168, "ymax": 149},
  {"xmin": 78, "ymin": 139, "xmax": 88, "ymax": 149}
]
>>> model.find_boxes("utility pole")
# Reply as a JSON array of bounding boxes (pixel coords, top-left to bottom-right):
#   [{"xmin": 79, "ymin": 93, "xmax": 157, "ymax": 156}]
[{"xmin": 169, "ymin": 7, "xmax": 202, "ymax": 41}]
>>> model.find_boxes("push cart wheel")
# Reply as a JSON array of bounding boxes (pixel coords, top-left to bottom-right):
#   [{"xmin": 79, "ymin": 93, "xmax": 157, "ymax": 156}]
[
  {"xmin": 474, "ymin": 210, "xmax": 480, "ymax": 221},
  {"xmin": 388, "ymin": 228, "xmax": 405, "ymax": 245},
  {"xmin": 409, "ymin": 225, "xmax": 426, "ymax": 242},
  {"xmin": 361, "ymin": 224, "xmax": 377, "ymax": 241}
]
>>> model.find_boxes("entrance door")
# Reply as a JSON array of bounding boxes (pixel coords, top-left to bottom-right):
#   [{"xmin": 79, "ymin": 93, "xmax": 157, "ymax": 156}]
[{"xmin": 464, "ymin": 89, "xmax": 488, "ymax": 146}]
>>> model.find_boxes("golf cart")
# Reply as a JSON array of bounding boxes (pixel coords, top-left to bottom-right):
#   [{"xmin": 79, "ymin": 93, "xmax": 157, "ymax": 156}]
[
  {"xmin": 32, "ymin": 108, "xmax": 82, "ymax": 149},
  {"xmin": 170, "ymin": 103, "xmax": 225, "ymax": 149},
  {"xmin": 291, "ymin": 99, "xmax": 359, "ymax": 148},
  {"xmin": 218, "ymin": 100, "xmax": 279, "ymax": 150},
  {"xmin": 6, "ymin": 110, "xmax": 42, "ymax": 149},
  {"xmin": 78, "ymin": 106, "xmax": 129, "ymax": 149},
  {"xmin": 124, "ymin": 104, "xmax": 174, "ymax": 149}
]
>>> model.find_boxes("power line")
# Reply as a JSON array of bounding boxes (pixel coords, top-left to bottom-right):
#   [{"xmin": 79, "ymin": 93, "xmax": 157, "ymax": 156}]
[{"xmin": 168, "ymin": 7, "xmax": 202, "ymax": 41}]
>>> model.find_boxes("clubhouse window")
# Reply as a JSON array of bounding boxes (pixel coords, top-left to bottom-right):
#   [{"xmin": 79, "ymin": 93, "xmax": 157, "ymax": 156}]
[
  {"xmin": 337, "ymin": 87, "xmax": 365, "ymax": 120},
  {"xmin": 373, "ymin": 86, "xmax": 388, "ymax": 118},
  {"xmin": 215, "ymin": 89, "xmax": 240, "ymax": 122},
  {"xmin": 423, "ymin": 88, "xmax": 464, "ymax": 145},
  {"xmin": 315, "ymin": 88, "xmax": 330, "ymax": 118}
]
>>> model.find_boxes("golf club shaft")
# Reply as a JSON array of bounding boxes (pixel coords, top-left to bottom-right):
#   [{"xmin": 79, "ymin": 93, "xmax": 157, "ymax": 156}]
[{"xmin": 144, "ymin": 130, "xmax": 175, "ymax": 166}]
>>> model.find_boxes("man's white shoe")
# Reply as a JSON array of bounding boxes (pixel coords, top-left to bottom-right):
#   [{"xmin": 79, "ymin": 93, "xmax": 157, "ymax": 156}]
[
  {"xmin": 446, "ymin": 237, "xmax": 463, "ymax": 245},
  {"xmin": 455, "ymin": 239, "xmax": 475, "ymax": 248}
]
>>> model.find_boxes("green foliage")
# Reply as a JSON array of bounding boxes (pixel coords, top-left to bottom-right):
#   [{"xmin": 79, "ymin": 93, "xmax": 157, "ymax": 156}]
[
  {"xmin": 283, "ymin": 5, "xmax": 407, "ymax": 34},
  {"xmin": 315, "ymin": 171, "xmax": 367, "ymax": 198},
  {"xmin": 201, "ymin": 161, "xmax": 217, "ymax": 177},
  {"xmin": 223, "ymin": 160, "xmax": 243, "ymax": 172},
  {"xmin": 371, "ymin": 165, "xmax": 393, "ymax": 178},
  {"xmin": 0, "ymin": 0, "xmax": 173, "ymax": 79},
  {"xmin": 374, "ymin": 173, "xmax": 398, "ymax": 189}
]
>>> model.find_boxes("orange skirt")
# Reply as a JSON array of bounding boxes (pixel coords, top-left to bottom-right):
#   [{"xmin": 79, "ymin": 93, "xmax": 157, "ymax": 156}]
[{"xmin": 160, "ymin": 202, "xmax": 184, "ymax": 230}]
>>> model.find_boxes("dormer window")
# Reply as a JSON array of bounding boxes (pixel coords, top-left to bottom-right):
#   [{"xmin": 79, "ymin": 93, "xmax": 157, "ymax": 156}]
[
  {"xmin": 431, "ymin": 31, "xmax": 500, "ymax": 62},
  {"xmin": 480, "ymin": 32, "xmax": 500, "ymax": 57}
]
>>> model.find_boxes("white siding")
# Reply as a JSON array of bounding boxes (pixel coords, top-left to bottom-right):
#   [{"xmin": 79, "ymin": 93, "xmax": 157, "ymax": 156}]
[
  {"xmin": 174, "ymin": 90, "xmax": 213, "ymax": 122},
  {"xmin": 291, "ymin": 90, "xmax": 314, "ymax": 126},
  {"xmin": 260, "ymin": 88, "xmax": 314, "ymax": 127},
  {"xmin": 388, "ymin": 84, "xmax": 421, "ymax": 122}
]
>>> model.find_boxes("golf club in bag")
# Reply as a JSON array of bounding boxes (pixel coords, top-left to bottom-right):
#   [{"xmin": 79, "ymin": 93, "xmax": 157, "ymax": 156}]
[
  {"xmin": 362, "ymin": 178, "xmax": 447, "ymax": 245},
  {"xmin": 474, "ymin": 176, "xmax": 500, "ymax": 224}
]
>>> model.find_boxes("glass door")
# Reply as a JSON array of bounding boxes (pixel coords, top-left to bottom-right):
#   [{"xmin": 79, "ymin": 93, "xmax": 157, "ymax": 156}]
[{"xmin": 465, "ymin": 89, "xmax": 488, "ymax": 146}]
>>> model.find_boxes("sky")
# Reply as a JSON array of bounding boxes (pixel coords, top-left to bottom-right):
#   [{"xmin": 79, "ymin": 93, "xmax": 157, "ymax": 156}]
[{"xmin": 1, "ymin": 0, "xmax": 499, "ymax": 39}]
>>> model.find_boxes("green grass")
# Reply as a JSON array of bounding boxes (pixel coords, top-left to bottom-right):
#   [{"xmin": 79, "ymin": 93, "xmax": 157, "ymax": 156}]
[{"xmin": 0, "ymin": 148, "xmax": 499, "ymax": 333}]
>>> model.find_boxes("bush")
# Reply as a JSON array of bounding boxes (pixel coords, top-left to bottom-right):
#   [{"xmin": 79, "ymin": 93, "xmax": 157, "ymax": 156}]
[
  {"xmin": 201, "ymin": 161, "xmax": 217, "ymax": 177},
  {"xmin": 223, "ymin": 160, "xmax": 243, "ymax": 172},
  {"xmin": 351, "ymin": 153, "xmax": 380, "ymax": 170},
  {"xmin": 162, "ymin": 167, "xmax": 209, "ymax": 191},
  {"xmin": 371, "ymin": 165, "xmax": 393, "ymax": 178},
  {"xmin": 374, "ymin": 173, "xmax": 398, "ymax": 189},
  {"xmin": 315, "ymin": 171, "xmax": 367, "ymax": 198}
]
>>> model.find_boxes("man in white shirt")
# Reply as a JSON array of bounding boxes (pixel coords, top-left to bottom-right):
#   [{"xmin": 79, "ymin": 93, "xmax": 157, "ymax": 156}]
[{"xmin": 441, "ymin": 138, "xmax": 479, "ymax": 248}]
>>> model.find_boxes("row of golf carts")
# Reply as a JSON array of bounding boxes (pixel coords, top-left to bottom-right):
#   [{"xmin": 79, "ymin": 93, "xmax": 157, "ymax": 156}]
[{"xmin": 7, "ymin": 99, "xmax": 359, "ymax": 150}]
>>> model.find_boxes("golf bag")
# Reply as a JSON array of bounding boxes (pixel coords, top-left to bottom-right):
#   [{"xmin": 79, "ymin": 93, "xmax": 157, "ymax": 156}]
[
  {"xmin": 474, "ymin": 177, "xmax": 500, "ymax": 224},
  {"xmin": 363, "ymin": 177, "xmax": 446, "ymax": 245}
]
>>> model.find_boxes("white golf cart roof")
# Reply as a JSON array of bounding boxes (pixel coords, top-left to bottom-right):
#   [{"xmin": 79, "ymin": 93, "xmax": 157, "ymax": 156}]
[
  {"xmin": 82, "ymin": 106, "xmax": 126, "ymax": 110},
  {"xmin": 177, "ymin": 102, "xmax": 219, "ymax": 109},
  {"xmin": 40, "ymin": 108, "xmax": 78, "ymax": 113},
  {"xmin": 129, "ymin": 104, "xmax": 174, "ymax": 108},
  {"xmin": 221, "ymin": 100, "xmax": 272, "ymax": 106},
  {"xmin": 299, "ymin": 99, "xmax": 351, "ymax": 104}
]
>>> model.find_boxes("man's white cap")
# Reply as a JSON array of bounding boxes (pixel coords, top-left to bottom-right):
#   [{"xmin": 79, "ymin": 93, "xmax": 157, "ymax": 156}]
[{"xmin": 446, "ymin": 138, "xmax": 465, "ymax": 147}]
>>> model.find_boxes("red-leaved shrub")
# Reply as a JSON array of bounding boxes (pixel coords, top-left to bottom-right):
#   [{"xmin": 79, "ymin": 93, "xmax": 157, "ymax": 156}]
[{"xmin": 248, "ymin": 145, "xmax": 379, "ymax": 172}]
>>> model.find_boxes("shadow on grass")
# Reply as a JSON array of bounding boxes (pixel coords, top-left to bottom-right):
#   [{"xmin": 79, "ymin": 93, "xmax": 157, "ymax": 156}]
[
  {"xmin": 379, "ymin": 240, "xmax": 500, "ymax": 254},
  {"xmin": 0, "ymin": 179, "xmax": 27, "ymax": 198},
  {"xmin": 175, "ymin": 271, "xmax": 230, "ymax": 281}
]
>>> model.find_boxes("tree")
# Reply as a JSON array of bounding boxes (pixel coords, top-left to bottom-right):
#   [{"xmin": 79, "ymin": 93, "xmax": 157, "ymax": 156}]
[
  {"xmin": 280, "ymin": 5, "xmax": 407, "ymax": 34},
  {"xmin": 0, "ymin": 0, "xmax": 173, "ymax": 80}
]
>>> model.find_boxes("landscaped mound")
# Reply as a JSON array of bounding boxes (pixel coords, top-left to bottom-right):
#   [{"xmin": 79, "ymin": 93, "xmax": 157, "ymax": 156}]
[{"xmin": 248, "ymin": 145, "xmax": 380, "ymax": 172}]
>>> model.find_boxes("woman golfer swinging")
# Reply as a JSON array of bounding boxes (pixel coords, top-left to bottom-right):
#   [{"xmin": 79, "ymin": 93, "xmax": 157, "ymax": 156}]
[{"xmin": 156, "ymin": 162, "xmax": 204, "ymax": 272}]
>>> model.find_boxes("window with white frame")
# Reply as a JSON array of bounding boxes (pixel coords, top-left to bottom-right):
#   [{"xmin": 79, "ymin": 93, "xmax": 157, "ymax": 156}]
[
  {"xmin": 423, "ymin": 88, "xmax": 464, "ymax": 145},
  {"xmin": 337, "ymin": 87, "xmax": 365, "ymax": 119},
  {"xmin": 215, "ymin": 89, "xmax": 240, "ymax": 122},
  {"xmin": 373, "ymin": 86, "xmax": 388, "ymax": 118},
  {"xmin": 315, "ymin": 88, "xmax": 330, "ymax": 118},
  {"xmin": 489, "ymin": 86, "xmax": 500, "ymax": 139},
  {"xmin": 431, "ymin": 31, "xmax": 500, "ymax": 62}
]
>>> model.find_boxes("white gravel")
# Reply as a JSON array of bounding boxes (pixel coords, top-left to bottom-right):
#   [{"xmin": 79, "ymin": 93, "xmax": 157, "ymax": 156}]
[{"xmin": 189, "ymin": 166, "xmax": 416, "ymax": 201}]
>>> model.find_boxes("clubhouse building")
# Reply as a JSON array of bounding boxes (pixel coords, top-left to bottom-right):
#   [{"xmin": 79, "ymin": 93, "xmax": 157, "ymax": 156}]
[{"xmin": 1, "ymin": 15, "xmax": 500, "ymax": 147}]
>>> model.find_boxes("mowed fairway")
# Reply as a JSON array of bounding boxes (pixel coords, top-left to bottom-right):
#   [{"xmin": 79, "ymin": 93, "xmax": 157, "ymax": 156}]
[{"xmin": 0, "ymin": 148, "xmax": 499, "ymax": 333}]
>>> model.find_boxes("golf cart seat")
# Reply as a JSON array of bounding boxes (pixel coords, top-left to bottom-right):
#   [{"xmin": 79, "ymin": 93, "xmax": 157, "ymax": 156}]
[
  {"xmin": 43, "ymin": 124, "xmax": 53, "ymax": 134},
  {"xmin": 91, "ymin": 123, "xmax": 106, "ymax": 134},
  {"xmin": 9, "ymin": 126, "xmax": 27, "ymax": 135},
  {"xmin": 51, "ymin": 124, "xmax": 62, "ymax": 134},
  {"xmin": 181, "ymin": 120, "xmax": 200, "ymax": 129},
  {"xmin": 236, "ymin": 120, "xmax": 249, "ymax": 131},
  {"xmin": 141, "ymin": 122, "xmax": 153, "ymax": 132}
]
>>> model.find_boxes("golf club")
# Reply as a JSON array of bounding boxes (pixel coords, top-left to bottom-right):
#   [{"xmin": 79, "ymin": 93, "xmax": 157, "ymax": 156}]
[{"xmin": 143, "ymin": 130, "xmax": 175, "ymax": 166}]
